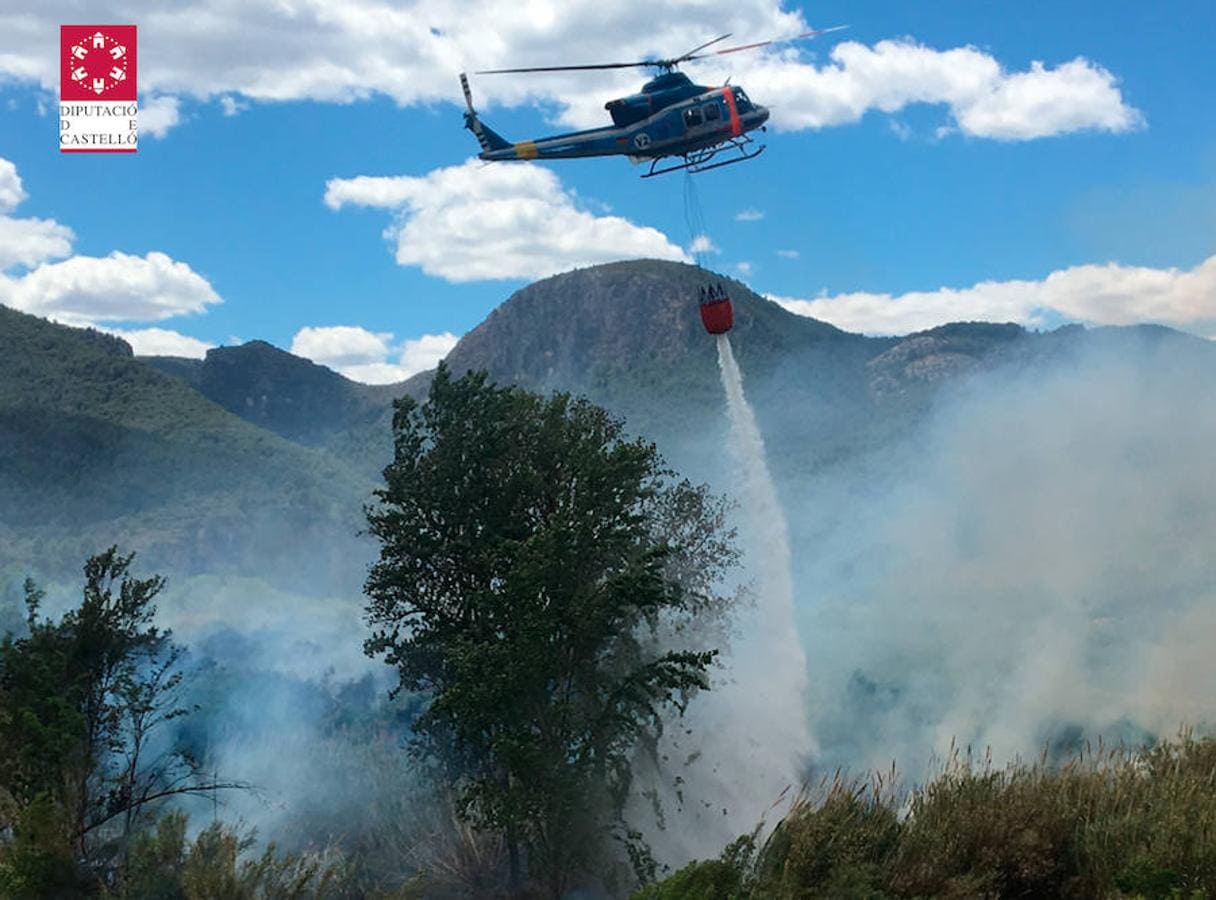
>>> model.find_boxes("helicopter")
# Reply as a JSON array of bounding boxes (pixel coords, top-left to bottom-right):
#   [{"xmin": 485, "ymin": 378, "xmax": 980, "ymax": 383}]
[{"xmin": 460, "ymin": 28, "xmax": 845, "ymax": 178}]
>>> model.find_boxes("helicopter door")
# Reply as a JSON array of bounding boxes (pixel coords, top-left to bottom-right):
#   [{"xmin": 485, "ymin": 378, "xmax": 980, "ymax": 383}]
[{"xmin": 682, "ymin": 106, "xmax": 704, "ymax": 134}]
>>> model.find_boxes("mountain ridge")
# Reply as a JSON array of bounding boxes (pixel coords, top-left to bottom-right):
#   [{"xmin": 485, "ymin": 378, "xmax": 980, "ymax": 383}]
[{"xmin": 5, "ymin": 259, "xmax": 1213, "ymax": 588}]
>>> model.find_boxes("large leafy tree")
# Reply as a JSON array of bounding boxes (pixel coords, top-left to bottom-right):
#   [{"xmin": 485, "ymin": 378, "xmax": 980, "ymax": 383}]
[{"xmin": 364, "ymin": 366, "xmax": 737, "ymax": 897}]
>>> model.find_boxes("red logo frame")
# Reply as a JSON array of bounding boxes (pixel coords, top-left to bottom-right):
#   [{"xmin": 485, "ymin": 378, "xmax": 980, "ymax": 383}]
[{"xmin": 60, "ymin": 25, "xmax": 137, "ymax": 102}]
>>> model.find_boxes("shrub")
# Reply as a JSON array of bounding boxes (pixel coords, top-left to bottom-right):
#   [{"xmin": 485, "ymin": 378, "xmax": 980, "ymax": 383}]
[
  {"xmin": 123, "ymin": 810, "xmax": 363, "ymax": 899},
  {"xmin": 631, "ymin": 834, "xmax": 757, "ymax": 900}
]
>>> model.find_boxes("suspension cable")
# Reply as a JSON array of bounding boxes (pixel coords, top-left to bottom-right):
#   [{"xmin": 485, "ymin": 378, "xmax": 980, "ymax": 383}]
[{"xmin": 683, "ymin": 170, "xmax": 710, "ymax": 269}]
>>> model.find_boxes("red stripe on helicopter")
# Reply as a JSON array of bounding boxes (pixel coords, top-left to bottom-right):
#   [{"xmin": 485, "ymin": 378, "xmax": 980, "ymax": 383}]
[{"xmin": 722, "ymin": 86, "xmax": 742, "ymax": 137}]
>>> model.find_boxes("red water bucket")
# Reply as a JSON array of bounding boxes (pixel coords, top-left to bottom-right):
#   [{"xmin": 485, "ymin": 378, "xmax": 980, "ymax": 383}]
[{"xmin": 699, "ymin": 296, "xmax": 733, "ymax": 334}]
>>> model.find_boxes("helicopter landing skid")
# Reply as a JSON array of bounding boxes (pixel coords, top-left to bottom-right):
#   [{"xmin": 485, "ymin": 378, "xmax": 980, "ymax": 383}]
[{"xmin": 641, "ymin": 136, "xmax": 765, "ymax": 178}]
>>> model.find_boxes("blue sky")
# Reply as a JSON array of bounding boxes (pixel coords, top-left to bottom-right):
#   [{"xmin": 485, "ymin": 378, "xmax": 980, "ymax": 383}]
[{"xmin": 0, "ymin": 0, "xmax": 1213, "ymax": 380}]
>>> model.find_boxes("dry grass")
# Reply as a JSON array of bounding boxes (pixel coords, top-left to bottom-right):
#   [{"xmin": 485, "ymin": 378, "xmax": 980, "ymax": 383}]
[{"xmin": 635, "ymin": 730, "xmax": 1216, "ymax": 900}]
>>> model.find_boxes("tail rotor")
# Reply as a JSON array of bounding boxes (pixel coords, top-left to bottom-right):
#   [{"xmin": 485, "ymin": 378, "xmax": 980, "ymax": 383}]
[
  {"xmin": 460, "ymin": 73, "xmax": 489, "ymax": 151},
  {"xmin": 459, "ymin": 72, "xmax": 476, "ymax": 116}
]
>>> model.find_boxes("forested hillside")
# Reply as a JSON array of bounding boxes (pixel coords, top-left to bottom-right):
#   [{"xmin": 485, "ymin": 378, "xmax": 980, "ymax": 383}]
[{"xmin": 0, "ymin": 306, "xmax": 371, "ymax": 589}]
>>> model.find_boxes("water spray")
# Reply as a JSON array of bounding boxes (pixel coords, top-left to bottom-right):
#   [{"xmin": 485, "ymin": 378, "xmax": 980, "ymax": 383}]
[{"xmin": 712, "ymin": 331, "xmax": 811, "ymax": 793}]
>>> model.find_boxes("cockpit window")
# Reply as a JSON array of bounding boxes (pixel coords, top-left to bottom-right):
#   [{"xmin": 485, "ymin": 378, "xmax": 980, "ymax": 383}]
[
  {"xmin": 683, "ymin": 107, "xmax": 703, "ymax": 128},
  {"xmin": 734, "ymin": 88, "xmax": 751, "ymax": 107},
  {"xmin": 703, "ymin": 103, "xmax": 721, "ymax": 121}
]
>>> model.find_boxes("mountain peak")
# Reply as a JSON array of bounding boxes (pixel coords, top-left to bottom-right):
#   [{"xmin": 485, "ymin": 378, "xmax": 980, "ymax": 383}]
[{"xmin": 443, "ymin": 259, "xmax": 848, "ymax": 391}]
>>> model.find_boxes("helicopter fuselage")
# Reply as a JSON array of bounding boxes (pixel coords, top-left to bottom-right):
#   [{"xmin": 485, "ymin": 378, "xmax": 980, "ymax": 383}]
[{"xmin": 472, "ymin": 73, "xmax": 769, "ymax": 164}]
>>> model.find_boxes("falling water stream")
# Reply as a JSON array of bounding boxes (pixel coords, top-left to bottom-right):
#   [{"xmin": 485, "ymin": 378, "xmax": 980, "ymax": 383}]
[
  {"xmin": 635, "ymin": 333, "xmax": 812, "ymax": 866},
  {"xmin": 713, "ymin": 331, "xmax": 811, "ymax": 786}
]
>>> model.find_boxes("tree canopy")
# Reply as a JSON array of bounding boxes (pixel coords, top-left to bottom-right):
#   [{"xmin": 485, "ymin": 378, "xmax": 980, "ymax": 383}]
[{"xmin": 364, "ymin": 365, "xmax": 738, "ymax": 896}]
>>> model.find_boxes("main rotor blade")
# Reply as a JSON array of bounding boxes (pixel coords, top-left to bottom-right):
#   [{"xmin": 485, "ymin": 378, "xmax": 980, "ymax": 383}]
[
  {"xmin": 474, "ymin": 26, "xmax": 845, "ymax": 76},
  {"xmin": 671, "ymin": 33, "xmax": 732, "ymax": 65},
  {"xmin": 476, "ymin": 60, "xmax": 658, "ymax": 74},
  {"xmin": 476, "ymin": 33, "xmax": 733, "ymax": 76},
  {"xmin": 684, "ymin": 26, "xmax": 848, "ymax": 62}
]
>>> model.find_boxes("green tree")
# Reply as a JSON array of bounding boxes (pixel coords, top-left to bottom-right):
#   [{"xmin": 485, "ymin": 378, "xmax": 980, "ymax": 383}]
[
  {"xmin": 364, "ymin": 366, "xmax": 737, "ymax": 897},
  {"xmin": 0, "ymin": 549, "xmax": 240, "ymax": 894}
]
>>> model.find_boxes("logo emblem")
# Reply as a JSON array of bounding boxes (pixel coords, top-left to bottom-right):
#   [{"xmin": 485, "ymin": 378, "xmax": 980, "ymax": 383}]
[
  {"xmin": 61, "ymin": 26, "xmax": 136, "ymax": 101},
  {"xmin": 60, "ymin": 25, "xmax": 138, "ymax": 153},
  {"xmin": 633, "ymin": 132, "xmax": 651, "ymax": 150}
]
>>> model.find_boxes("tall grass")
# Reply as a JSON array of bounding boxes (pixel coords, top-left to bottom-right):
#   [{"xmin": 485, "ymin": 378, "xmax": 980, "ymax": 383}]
[{"xmin": 635, "ymin": 731, "xmax": 1216, "ymax": 899}]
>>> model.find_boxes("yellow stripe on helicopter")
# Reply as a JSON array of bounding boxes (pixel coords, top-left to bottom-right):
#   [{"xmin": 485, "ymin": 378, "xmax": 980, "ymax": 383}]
[{"xmin": 513, "ymin": 141, "xmax": 539, "ymax": 159}]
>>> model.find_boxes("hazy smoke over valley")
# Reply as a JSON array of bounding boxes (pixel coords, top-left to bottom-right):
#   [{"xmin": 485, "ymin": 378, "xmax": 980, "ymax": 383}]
[{"xmin": 788, "ymin": 336, "xmax": 1216, "ymax": 777}]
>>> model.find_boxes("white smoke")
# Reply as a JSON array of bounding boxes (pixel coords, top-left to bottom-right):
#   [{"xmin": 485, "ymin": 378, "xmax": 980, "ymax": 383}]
[{"xmin": 793, "ymin": 335, "xmax": 1216, "ymax": 777}]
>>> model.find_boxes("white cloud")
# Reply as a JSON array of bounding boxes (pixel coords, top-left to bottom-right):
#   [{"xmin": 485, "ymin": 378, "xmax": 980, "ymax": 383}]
[
  {"xmin": 735, "ymin": 208, "xmax": 766, "ymax": 222},
  {"xmin": 771, "ymin": 255, "xmax": 1216, "ymax": 338},
  {"xmin": 220, "ymin": 95, "xmax": 249, "ymax": 116},
  {"xmin": 736, "ymin": 261, "xmax": 754, "ymax": 276},
  {"xmin": 0, "ymin": 157, "xmax": 75, "ymax": 271},
  {"xmin": 291, "ymin": 325, "xmax": 392, "ymax": 368},
  {"xmin": 333, "ymin": 362, "xmax": 414, "ymax": 384},
  {"xmin": 323, "ymin": 176, "xmax": 416, "ymax": 210},
  {"xmin": 0, "ymin": 5, "xmax": 1138, "ymax": 142},
  {"xmin": 291, "ymin": 324, "xmax": 458, "ymax": 383},
  {"xmin": 952, "ymin": 59, "xmax": 1138, "ymax": 140},
  {"xmin": 325, "ymin": 160, "xmax": 688, "ymax": 282},
  {"xmin": 0, "ymin": 157, "xmax": 221, "ymax": 354},
  {"xmin": 689, "ymin": 234, "xmax": 718, "ymax": 255},
  {"xmin": 106, "ymin": 326, "xmax": 214, "ymax": 357},
  {"xmin": 0, "ymin": 251, "xmax": 221, "ymax": 325},
  {"xmin": 0, "ymin": 1, "xmax": 800, "ymax": 113},
  {"xmin": 140, "ymin": 95, "xmax": 182, "ymax": 138},
  {"xmin": 0, "ymin": 158, "xmax": 26, "ymax": 213},
  {"xmin": 0, "ymin": 214, "xmax": 75, "ymax": 271},
  {"xmin": 776, "ymin": 249, "xmax": 799, "ymax": 259},
  {"xmin": 399, "ymin": 332, "xmax": 460, "ymax": 375},
  {"xmin": 735, "ymin": 39, "xmax": 1142, "ymax": 139}
]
